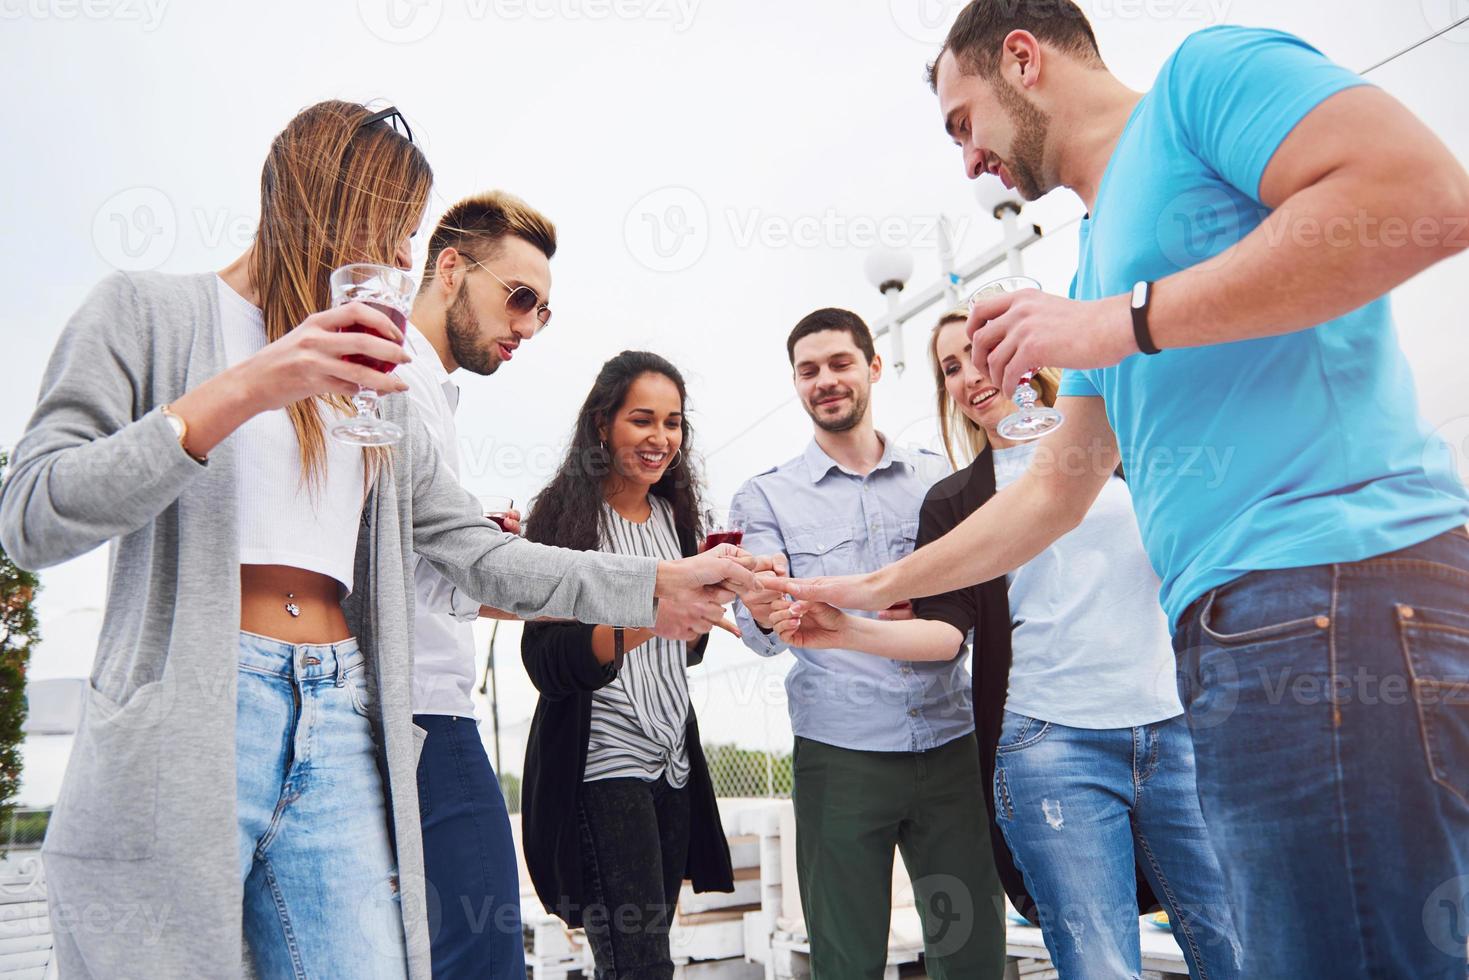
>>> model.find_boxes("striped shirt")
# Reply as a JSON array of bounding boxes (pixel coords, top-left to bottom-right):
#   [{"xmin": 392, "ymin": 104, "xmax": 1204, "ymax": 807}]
[{"xmin": 583, "ymin": 497, "xmax": 692, "ymax": 787}]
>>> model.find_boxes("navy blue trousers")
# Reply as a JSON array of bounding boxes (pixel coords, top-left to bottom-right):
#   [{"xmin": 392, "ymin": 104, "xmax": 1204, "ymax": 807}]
[{"xmin": 415, "ymin": 714, "xmax": 525, "ymax": 979}]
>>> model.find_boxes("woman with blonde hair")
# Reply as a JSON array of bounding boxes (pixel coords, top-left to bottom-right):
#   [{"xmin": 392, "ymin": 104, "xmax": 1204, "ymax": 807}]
[
  {"xmin": 769, "ymin": 307, "xmax": 1241, "ymax": 979},
  {"xmin": 0, "ymin": 100, "xmax": 754, "ymax": 979}
]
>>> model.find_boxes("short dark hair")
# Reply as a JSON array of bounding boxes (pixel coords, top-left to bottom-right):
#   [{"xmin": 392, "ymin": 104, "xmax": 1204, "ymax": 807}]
[
  {"xmin": 422, "ymin": 189, "xmax": 557, "ymax": 282},
  {"xmin": 927, "ymin": 0, "xmax": 1103, "ymax": 92},
  {"xmin": 786, "ymin": 308, "xmax": 876, "ymax": 365}
]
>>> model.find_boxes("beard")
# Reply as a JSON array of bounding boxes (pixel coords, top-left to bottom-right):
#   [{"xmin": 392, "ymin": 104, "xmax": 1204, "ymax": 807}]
[
  {"xmin": 444, "ymin": 287, "xmax": 500, "ymax": 376},
  {"xmin": 806, "ymin": 386, "xmax": 870, "ymax": 433},
  {"xmin": 992, "ymin": 80, "xmax": 1051, "ymax": 202}
]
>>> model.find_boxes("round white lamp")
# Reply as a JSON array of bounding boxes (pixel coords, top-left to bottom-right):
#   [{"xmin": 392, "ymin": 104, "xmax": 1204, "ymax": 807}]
[
  {"xmin": 863, "ymin": 247, "xmax": 914, "ymax": 295},
  {"xmin": 973, "ymin": 174, "xmax": 1023, "ymax": 220}
]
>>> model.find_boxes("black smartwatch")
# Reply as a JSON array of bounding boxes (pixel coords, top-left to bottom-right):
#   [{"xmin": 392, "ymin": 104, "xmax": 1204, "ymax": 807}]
[{"xmin": 1130, "ymin": 280, "xmax": 1161, "ymax": 356}]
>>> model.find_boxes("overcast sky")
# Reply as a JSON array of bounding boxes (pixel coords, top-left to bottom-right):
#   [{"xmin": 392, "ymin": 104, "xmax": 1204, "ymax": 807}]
[{"xmin": 4, "ymin": 0, "xmax": 1467, "ymax": 803}]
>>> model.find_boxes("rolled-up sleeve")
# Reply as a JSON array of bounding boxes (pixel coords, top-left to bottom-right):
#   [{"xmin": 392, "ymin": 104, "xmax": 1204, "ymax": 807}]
[{"xmin": 730, "ymin": 480, "xmax": 789, "ymax": 658}]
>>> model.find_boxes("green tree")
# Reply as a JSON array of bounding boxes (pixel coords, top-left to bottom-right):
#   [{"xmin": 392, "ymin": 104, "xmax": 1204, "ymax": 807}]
[{"xmin": 0, "ymin": 450, "xmax": 41, "ymax": 837}]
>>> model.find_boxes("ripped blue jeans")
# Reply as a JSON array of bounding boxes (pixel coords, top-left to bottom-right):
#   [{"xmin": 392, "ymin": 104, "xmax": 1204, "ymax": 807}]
[
  {"xmin": 994, "ymin": 710, "xmax": 1240, "ymax": 980},
  {"xmin": 235, "ymin": 631, "xmax": 408, "ymax": 978}
]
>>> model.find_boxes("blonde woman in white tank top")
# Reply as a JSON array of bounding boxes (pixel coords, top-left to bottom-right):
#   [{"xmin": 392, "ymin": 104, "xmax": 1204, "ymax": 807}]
[{"xmin": 3, "ymin": 100, "xmax": 765, "ymax": 979}]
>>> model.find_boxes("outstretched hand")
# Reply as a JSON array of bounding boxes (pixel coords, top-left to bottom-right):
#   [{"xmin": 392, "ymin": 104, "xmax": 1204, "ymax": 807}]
[
  {"xmin": 769, "ymin": 599, "xmax": 849, "ymax": 649},
  {"xmin": 758, "ymin": 571, "xmax": 891, "ymax": 612}
]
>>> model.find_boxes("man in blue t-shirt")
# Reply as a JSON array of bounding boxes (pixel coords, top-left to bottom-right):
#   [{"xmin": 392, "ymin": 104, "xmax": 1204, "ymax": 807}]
[{"xmin": 776, "ymin": 3, "xmax": 1469, "ymax": 976}]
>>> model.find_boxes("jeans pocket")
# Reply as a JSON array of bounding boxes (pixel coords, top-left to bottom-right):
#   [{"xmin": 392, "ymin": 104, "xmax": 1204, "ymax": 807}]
[
  {"xmin": 343, "ymin": 659, "xmax": 375, "ymax": 719},
  {"xmin": 44, "ymin": 680, "xmax": 167, "ymax": 860},
  {"xmin": 995, "ymin": 710, "xmax": 1050, "ymax": 755},
  {"xmin": 1198, "ymin": 584, "xmax": 1330, "ymax": 648},
  {"xmin": 1396, "ymin": 602, "xmax": 1469, "ymax": 805}
]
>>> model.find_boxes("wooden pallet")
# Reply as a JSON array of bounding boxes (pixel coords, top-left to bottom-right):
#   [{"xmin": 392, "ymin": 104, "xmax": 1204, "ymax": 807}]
[{"xmin": 0, "ymin": 854, "xmax": 55, "ymax": 980}]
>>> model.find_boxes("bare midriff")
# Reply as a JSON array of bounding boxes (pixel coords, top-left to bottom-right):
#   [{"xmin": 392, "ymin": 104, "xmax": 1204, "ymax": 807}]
[{"xmin": 239, "ymin": 564, "xmax": 353, "ymax": 644}]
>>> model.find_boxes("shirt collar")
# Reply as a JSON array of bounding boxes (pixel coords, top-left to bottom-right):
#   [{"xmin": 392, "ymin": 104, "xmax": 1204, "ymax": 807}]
[
  {"xmin": 802, "ymin": 433, "xmax": 912, "ymax": 484},
  {"xmin": 404, "ymin": 322, "xmax": 456, "ymax": 398}
]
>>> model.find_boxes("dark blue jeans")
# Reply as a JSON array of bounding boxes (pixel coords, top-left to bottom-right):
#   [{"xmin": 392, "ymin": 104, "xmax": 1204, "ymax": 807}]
[
  {"xmin": 1173, "ymin": 526, "xmax": 1469, "ymax": 979},
  {"xmin": 414, "ymin": 714, "xmax": 525, "ymax": 980}
]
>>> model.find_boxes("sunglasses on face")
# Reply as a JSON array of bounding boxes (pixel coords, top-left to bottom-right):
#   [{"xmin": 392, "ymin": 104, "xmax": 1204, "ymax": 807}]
[{"xmin": 458, "ymin": 251, "xmax": 552, "ymax": 328}]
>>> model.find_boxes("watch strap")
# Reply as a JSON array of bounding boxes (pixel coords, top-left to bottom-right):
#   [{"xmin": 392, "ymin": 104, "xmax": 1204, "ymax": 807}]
[
  {"xmin": 160, "ymin": 404, "xmax": 208, "ymax": 464},
  {"xmin": 612, "ymin": 626, "xmax": 627, "ymax": 673},
  {"xmin": 1131, "ymin": 280, "xmax": 1160, "ymax": 356}
]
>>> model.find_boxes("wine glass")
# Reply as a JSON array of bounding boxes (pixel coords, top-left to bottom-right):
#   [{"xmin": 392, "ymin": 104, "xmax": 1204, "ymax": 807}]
[
  {"xmin": 701, "ymin": 508, "xmax": 744, "ymax": 552},
  {"xmin": 479, "ymin": 495, "xmax": 515, "ymax": 532},
  {"xmin": 329, "ymin": 263, "xmax": 417, "ymax": 446},
  {"xmin": 968, "ymin": 275, "xmax": 1064, "ymax": 442}
]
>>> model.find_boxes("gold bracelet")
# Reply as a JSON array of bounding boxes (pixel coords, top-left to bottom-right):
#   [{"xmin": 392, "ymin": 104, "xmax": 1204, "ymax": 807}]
[{"xmin": 160, "ymin": 404, "xmax": 208, "ymax": 465}]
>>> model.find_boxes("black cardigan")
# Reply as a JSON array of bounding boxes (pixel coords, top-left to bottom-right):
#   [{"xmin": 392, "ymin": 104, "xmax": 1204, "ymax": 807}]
[
  {"xmin": 519, "ymin": 527, "xmax": 734, "ymax": 929},
  {"xmin": 911, "ymin": 447, "xmax": 1160, "ymax": 924}
]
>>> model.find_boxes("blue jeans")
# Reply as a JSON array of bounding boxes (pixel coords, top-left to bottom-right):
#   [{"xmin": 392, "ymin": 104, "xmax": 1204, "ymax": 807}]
[
  {"xmin": 994, "ymin": 711, "xmax": 1240, "ymax": 979},
  {"xmin": 414, "ymin": 713, "xmax": 526, "ymax": 980},
  {"xmin": 235, "ymin": 632, "xmax": 408, "ymax": 979},
  {"xmin": 1173, "ymin": 526, "xmax": 1469, "ymax": 979}
]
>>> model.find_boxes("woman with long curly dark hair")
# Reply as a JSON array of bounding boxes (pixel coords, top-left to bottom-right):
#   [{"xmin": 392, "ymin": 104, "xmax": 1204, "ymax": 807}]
[{"xmin": 520, "ymin": 350, "xmax": 736, "ymax": 980}]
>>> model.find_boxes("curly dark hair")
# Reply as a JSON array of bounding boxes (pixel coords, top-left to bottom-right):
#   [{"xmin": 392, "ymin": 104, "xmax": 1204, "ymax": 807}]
[{"xmin": 525, "ymin": 351, "xmax": 706, "ymax": 555}]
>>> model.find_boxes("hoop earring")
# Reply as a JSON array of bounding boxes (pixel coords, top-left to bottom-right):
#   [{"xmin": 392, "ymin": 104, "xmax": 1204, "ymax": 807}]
[{"xmin": 668, "ymin": 448, "xmax": 684, "ymax": 469}]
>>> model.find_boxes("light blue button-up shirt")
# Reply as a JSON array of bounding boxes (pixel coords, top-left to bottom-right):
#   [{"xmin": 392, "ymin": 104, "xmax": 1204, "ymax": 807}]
[{"xmin": 730, "ymin": 436, "xmax": 973, "ymax": 753}]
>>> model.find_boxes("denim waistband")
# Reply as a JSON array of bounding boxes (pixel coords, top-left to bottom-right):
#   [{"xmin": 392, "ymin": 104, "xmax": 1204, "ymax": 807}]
[
  {"xmin": 1179, "ymin": 524, "xmax": 1469, "ymax": 628},
  {"xmin": 237, "ymin": 629, "xmax": 363, "ymax": 681}
]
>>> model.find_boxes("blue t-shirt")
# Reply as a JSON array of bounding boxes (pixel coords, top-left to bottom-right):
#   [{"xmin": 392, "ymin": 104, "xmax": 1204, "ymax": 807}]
[{"xmin": 1061, "ymin": 26, "xmax": 1469, "ymax": 630}]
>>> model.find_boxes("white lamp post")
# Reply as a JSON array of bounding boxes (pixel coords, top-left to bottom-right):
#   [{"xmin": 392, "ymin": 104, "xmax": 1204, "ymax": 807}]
[
  {"xmin": 863, "ymin": 248, "xmax": 914, "ymax": 375},
  {"xmin": 863, "ymin": 178, "xmax": 1042, "ymax": 372},
  {"xmin": 973, "ymin": 174, "xmax": 1027, "ymax": 276}
]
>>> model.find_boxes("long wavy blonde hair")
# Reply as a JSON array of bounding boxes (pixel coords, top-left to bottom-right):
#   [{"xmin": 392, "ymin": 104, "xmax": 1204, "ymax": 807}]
[
  {"xmin": 249, "ymin": 100, "xmax": 433, "ymax": 489},
  {"xmin": 928, "ymin": 307, "xmax": 1063, "ymax": 469}
]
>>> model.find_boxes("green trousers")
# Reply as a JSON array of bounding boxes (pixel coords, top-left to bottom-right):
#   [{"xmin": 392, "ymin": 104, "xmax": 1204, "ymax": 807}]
[{"xmin": 792, "ymin": 733, "xmax": 1006, "ymax": 979}]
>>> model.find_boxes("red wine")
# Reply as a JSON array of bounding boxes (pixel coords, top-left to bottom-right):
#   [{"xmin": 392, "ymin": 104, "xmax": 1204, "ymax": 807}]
[
  {"xmin": 342, "ymin": 301, "xmax": 407, "ymax": 374},
  {"xmin": 486, "ymin": 514, "xmax": 509, "ymax": 531},
  {"xmin": 702, "ymin": 529, "xmax": 744, "ymax": 552}
]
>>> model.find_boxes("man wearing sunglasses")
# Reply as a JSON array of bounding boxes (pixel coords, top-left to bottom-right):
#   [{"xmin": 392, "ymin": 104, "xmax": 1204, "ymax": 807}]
[{"xmin": 401, "ymin": 189, "xmax": 555, "ymax": 978}]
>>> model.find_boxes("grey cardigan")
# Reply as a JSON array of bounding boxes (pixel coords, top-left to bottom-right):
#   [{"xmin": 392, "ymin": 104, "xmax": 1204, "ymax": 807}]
[{"xmin": 0, "ymin": 271, "xmax": 659, "ymax": 979}]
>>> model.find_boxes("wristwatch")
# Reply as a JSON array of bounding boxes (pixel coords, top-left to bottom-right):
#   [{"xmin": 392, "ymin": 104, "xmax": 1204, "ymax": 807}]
[
  {"xmin": 1130, "ymin": 280, "xmax": 1161, "ymax": 356},
  {"xmin": 160, "ymin": 404, "xmax": 208, "ymax": 464}
]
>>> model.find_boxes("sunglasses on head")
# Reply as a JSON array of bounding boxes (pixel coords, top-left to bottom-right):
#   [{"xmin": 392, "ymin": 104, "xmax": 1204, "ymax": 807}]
[
  {"xmin": 358, "ymin": 105, "xmax": 414, "ymax": 144},
  {"xmin": 458, "ymin": 251, "xmax": 552, "ymax": 328}
]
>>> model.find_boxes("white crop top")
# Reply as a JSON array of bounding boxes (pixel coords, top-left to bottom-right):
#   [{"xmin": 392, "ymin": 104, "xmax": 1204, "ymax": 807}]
[{"xmin": 217, "ymin": 277, "xmax": 366, "ymax": 593}]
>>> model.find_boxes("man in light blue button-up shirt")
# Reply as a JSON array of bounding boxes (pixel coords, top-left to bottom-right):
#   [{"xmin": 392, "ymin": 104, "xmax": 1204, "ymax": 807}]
[
  {"xmin": 730, "ymin": 308, "xmax": 1005, "ymax": 978},
  {"xmin": 732, "ymin": 436, "xmax": 970, "ymax": 749}
]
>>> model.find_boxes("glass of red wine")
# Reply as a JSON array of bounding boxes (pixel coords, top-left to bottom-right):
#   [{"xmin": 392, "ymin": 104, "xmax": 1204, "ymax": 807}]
[
  {"xmin": 329, "ymin": 262, "xmax": 417, "ymax": 446},
  {"xmin": 701, "ymin": 508, "xmax": 744, "ymax": 553},
  {"xmin": 967, "ymin": 275, "xmax": 1064, "ymax": 442},
  {"xmin": 480, "ymin": 495, "xmax": 515, "ymax": 532}
]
